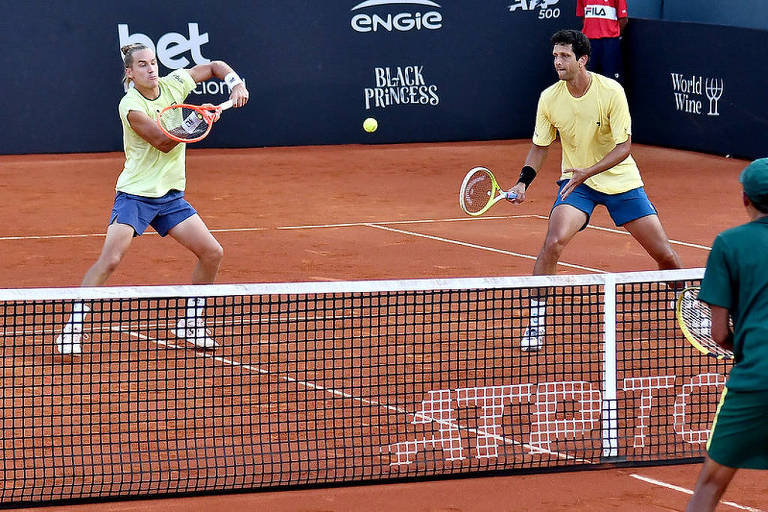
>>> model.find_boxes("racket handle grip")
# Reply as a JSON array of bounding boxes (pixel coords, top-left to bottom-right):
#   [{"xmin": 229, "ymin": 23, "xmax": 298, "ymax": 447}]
[
  {"xmin": 219, "ymin": 99, "xmax": 234, "ymax": 111},
  {"xmin": 505, "ymin": 191, "xmax": 518, "ymax": 200}
]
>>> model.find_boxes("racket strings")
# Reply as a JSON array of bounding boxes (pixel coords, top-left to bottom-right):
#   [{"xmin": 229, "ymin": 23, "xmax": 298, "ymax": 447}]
[
  {"xmin": 158, "ymin": 106, "xmax": 211, "ymax": 141},
  {"xmin": 679, "ymin": 293, "xmax": 732, "ymax": 359},
  {"xmin": 463, "ymin": 170, "xmax": 494, "ymax": 214}
]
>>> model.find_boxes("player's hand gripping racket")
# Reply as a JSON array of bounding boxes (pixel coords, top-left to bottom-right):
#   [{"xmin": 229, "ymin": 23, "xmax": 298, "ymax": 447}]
[
  {"xmin": 676, "ymin": 286, "xmax": 734, "ymax": 360},
  {"xmin": 157, "ymin": 100, "xmax": 233, "ymax": 143},
  {"xmin": 459, "ymin": 166, "xmax": 517, "ymax": 216}
]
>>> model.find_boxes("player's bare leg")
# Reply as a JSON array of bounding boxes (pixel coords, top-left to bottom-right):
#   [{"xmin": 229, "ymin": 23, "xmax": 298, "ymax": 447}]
[
  {"xmin": 685, "ymin": 456, "xmax": 737, "ymax": 512},
  {"xmin": 623, "ymin": 214, "xmax": 694, "ymax": 327},
  {"xmin": 81, "ymin": 223, "xmax": 135, "ymax": 286},
  {"xmin": 168, "ymin": 214, "xmax": 223, "ymax": 349},
  {"xmin": 532, "ymin": 204, "xmax": 589, "ymax": 275},
  {"xmin": 522, "ymin": 205, "xmax": 587, "ymax": 351},
  {"xmin": 168, "ymin": 214, "xmax": 223, "ymax": 285},
  {"xmin": 623, "ymin": 214, "xmax": 682, "ymax": 270},
  {"xmin": 55, "ymin": 223, "xmax": 135, "ymax": 355}
]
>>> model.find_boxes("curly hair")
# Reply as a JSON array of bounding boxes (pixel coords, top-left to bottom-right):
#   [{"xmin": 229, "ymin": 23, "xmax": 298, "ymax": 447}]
[{"xmin": 551, "ymin": 29, "xmax": 591, "ymax": 60}]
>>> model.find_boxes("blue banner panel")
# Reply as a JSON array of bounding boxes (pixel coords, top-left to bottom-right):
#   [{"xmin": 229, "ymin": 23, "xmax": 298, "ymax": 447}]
[
  {"xmin": 663, "ymin": 0, "xmax": 768, "ymax": 31},
  {"xmin": 0, "ymin": 1, "xmax": 578, "ymax": 154},
  {"xmin": 624, "ymin": 19, "xmax": 768, "ymax": 160}
]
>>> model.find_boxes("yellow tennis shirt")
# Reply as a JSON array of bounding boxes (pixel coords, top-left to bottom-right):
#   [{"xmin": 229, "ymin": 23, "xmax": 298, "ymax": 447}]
[
  {"xmin": 116, "ymin": 69, "xmax": 197, "ymax": 197},
  {"xmin": 532, "ymin": 72, "xmax": 643, "ymax": 195}
]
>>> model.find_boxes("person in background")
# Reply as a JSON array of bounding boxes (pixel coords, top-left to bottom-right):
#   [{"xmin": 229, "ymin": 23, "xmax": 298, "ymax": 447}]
[
  {"xmin": 577, "ymin": 0, "xmax": 628, "ymax": 84},
  {"xmin": 686, "ymin": 158, "xmax": 768, "ymax": 511}
]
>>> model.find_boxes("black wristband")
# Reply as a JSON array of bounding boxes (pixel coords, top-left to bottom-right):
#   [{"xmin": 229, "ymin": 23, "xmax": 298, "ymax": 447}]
[{"xmin": 516, "ymin": 165, "xmax": 537, "ymax": 189}]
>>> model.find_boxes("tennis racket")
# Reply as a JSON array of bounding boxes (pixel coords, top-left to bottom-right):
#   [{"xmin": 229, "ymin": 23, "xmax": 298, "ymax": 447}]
[
  {"xmin": 459, "ymin": 166, "xmax": 517, "ymax": 216},
  {"xmin": 156, "ymin": 100, "xmax": 233, "ymax": 143},
  {"xmin": 676, "ymin": 286, "xmax": 734, "ymax": 360}
]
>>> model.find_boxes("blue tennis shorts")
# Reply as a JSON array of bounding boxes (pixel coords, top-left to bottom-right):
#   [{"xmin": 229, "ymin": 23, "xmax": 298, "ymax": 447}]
[
  {"xmin": 552, "ymin": 180, "xmax": 657, "ymax": 229},
  {"xmin": 706, "ymin": 387, "xmax": 768, "ymax": 469},
  {"xmin": 109, "ymin": 190, "xmax": 197, "ymax": 237}
]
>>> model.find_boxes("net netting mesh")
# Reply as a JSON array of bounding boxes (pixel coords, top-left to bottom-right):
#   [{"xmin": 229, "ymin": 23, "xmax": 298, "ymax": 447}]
[{"xmin": 0, "ymin": 269, "xmax": 729, "ymax": 506}]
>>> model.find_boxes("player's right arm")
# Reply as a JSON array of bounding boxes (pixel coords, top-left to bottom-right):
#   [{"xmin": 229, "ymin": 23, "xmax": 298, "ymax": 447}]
[
  {"xmin": 127, "ymin": 110, "xmax": 181, "ymax": 153},
  {"xmin": 508, "ymin": 92, "xmax": 555, "ymax": 203},
  {"xmin": 709, "ymin": 305, "xmax": 733, "ymax": 350},
  {"xmin": 507, "ymin": 143, "xmax": 548, "ymax": 203}
]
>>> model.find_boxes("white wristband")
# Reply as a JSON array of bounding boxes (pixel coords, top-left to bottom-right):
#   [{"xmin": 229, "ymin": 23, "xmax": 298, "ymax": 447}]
[{"xmin": 224, "ymin": 71, "xmax": 243, "ymax": 90}]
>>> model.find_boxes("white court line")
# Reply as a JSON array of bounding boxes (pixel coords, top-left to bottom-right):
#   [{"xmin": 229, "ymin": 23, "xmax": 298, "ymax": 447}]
[
  {"xmin": 0, "ymin": 215, "xmax": 711, "ymax": 250},
  {"xmin": 526, "ymin": 214, "xmax": 712, "ymax": 251},
  {"xmin": 111, "ymin": 325, "xmax": 592, "ymax": 464},
  {"xmin": 0, "ymin": 233, "xmax": 106, "ymax": 241},
  {"xmin": 0, "ymin": 216, "xmax": 520, "ymax": 241},
  {"xmin": 277, "ymin": 215, "xmax": 540, "ymax": 230},
  {"xmin": 366, "ymin": 223, "xmax": 607, "ymax": 273},
  {"xmin": 630, "ymin": 474, "xmax": 764, "ymax": 512}
]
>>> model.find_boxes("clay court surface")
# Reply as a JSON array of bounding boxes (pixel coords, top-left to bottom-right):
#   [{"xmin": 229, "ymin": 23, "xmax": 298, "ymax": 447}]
[{"xmin": 1, "ymin": 141, "xmax": 765, "ymax": 511}]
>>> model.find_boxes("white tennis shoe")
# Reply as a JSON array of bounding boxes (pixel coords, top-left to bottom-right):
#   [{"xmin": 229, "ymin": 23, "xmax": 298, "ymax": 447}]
[
  {"xmin": 56, "ymin": 325, "xmax": 83, "ymax": 355},
  {"xmin": 173, "ymin": 318, "xmax": 219, "ymax": 349},
  {"xmin": 520, "ymin": 326, "xmax": 544, "ymax": 352},
  {"xmin": 55, "ymin": 304, "xmax": 90, "ymax": 355}
]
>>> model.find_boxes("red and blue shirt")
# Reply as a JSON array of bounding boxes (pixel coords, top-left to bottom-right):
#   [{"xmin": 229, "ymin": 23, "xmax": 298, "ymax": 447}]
[{"xmin": 577, "ymin": 0, "xmax": 628, "ymax": 39}]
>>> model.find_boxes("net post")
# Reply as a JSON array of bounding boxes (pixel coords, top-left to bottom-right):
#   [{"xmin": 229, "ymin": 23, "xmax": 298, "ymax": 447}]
[{"xmin": 601, "ymin": 274, "xmax": 619, "ymax": 459}]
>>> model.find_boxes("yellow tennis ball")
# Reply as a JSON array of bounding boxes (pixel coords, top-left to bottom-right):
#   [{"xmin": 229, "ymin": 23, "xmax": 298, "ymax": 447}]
[{"xmin": 363, "ymin": 117, "xmax": 378, "ymax": 133}]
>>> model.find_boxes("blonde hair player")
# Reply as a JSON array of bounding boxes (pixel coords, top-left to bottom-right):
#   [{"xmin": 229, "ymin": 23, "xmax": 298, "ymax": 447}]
[
  {"xmin": 55, "ymin": 43, "xmax": 249, "ymax": 354},
  {"xmin": 506, "ymin": 29, "xmax": 682, "ymax": 351}
]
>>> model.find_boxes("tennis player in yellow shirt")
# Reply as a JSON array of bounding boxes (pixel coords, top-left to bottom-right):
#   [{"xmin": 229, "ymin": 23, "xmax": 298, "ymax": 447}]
[
  {"xmin": 55, "ymin": 43, "xmax": 249, "ymax": 354},
  {"xmin": 506, "ymin": 29, "xmax": 682, "ymax": 351}
]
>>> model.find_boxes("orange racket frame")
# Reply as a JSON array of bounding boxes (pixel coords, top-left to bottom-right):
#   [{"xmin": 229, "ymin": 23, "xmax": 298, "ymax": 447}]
[{"xmin": 156, "ymin": 99, "xmax": 233, "ymax": 143}]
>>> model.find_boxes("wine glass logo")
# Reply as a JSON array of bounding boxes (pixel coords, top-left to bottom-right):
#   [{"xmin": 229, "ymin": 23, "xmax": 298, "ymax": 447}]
[{"xmin": 705, "ymin": 78, "xmax": 724, "ymax": 116}]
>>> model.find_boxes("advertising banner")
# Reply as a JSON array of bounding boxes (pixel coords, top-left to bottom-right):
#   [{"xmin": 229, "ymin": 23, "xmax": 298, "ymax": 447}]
[
  {"xmin": 0, "ymin": 1, "xmax": 576, "ymax": 154},
  {"xmin": 625, "ymin": 20, "xmax": 768, "ymax": 160}
]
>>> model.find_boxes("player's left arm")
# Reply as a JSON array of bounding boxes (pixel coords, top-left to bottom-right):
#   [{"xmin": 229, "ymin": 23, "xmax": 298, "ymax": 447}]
[
  {"xmin": 559, "ymin": 137, "xmax": 631, "ymax": 199},
  {"xmin": 188, "ymin": 61, "xmax": 249, "ymax": 108}
]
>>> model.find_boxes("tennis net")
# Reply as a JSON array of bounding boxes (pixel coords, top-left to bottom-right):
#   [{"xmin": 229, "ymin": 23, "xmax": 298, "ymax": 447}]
[{"xmin": 0, "ymin": 268, "xmax": 728, "ymax": 505}]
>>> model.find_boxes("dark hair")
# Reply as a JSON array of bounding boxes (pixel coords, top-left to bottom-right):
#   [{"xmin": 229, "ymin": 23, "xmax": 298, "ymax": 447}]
[
  {"xmin": 120, "ymin": 43, "xmax": 149, "ymax": 86},
  {"xmin": 551, "ymin": 29, "xmax": 591, "ymax": 60}
]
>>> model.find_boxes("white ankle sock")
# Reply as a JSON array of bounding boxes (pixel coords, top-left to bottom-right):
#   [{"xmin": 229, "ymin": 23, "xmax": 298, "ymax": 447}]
[
  {"xmin": 69, "ymin": 302, "xmax": 90, "ymax": 324},
  {"xmin": 185, "ymin": 297, "xmax": 206, "ymax": 321},
  {"xmin": 529, "ymin": 298, "xmax": 546, "ymax": 328}
]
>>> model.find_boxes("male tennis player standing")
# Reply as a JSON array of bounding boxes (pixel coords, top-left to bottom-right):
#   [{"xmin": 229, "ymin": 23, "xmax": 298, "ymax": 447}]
[
  {"xmin": 506, "ymin": 29, "xmax": 681, "ymax": 351},
  {"xmin": 686, "ymin": 158, "xmax": 768, "ymax": 511},
  {"xmin": 55, "ymin": 43, "xmax": 249, "ymax": 354}
]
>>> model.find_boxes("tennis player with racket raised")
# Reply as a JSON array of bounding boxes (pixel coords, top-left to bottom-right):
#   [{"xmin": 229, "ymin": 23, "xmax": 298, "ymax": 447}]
[
  {"xmin": 686, "ymin": 158, "xmax": 768, "ymax": 511},
  {"xmin": 506, "ymin": 29, "xmax": 682, "ymax": 351},
  {"xmin": 55, "ymin": 43, "xmax": 249, "ymax": 354}
]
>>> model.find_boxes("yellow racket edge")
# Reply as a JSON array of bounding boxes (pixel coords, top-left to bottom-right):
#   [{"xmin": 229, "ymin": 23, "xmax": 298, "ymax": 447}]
[
  {"xmin": 675, "ymin": 286, "xmax": 732, "ymax": 360},
  {"xmin": 459, "ymin": 166, "xmax": 509, "ymax": 217}
]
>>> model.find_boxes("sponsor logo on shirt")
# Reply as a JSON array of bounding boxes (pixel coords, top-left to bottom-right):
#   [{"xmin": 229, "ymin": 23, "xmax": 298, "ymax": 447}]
[{"xmin": 584, "ymin": 5, "xmax": 618, "ymax": 21}]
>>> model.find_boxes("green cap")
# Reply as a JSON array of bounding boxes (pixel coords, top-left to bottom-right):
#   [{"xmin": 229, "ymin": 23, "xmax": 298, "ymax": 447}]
[{"xmin": 739, "ymin": 158, "xmax": 768, "ymax": 203}]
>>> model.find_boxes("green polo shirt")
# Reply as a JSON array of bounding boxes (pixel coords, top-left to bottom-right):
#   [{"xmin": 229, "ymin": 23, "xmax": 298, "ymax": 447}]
[{"xmin": 699, "ymin": 216, "xmax": 768, "ymax": 391}]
